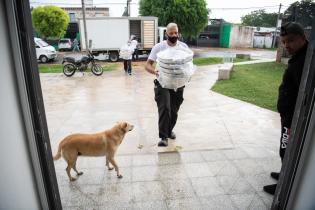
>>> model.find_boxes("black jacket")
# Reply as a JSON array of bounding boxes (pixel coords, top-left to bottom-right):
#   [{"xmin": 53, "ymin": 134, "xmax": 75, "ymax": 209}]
[{"xmin": 277, "ymin": 42, "xmax": 308, "ymax": 121}]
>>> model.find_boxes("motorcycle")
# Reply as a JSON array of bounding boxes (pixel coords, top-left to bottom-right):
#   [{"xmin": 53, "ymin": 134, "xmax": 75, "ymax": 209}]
[{"xmin": 62, "ymin": 50, "xmax": 103, "ymax": 77}]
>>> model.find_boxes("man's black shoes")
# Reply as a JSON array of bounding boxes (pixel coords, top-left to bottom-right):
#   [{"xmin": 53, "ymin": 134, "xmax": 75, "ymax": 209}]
[
  {"xmin": 263, "ymin": 184, "xmax": 277, "ymax": 195},
  {"xmin": 158, "ymin": 138, "xmax": 168, "ymax": 147},
  {"xmin": 271, "ymin": 172, "xmax": 280, "ymax": 180},
  {"xmin": 169, "ymin": 132, "xmax": 176, "ymax": 139}
]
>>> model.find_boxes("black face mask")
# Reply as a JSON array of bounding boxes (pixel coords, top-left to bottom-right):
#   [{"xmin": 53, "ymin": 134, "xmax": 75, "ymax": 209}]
[{"xmin": 167, "ymin": 35, "xmax": 178, "ymax": 44}]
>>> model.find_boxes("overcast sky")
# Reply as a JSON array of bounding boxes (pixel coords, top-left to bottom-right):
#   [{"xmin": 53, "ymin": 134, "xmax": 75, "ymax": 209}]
[{"xmin": 30, "ymin": 0, "xmax": 298, "ymax": 23}]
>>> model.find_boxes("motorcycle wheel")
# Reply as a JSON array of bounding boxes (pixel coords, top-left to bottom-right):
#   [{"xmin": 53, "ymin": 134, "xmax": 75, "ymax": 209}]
[
  {"xmin": 63, "ymin": 64, "xmax": 76, "ymax": 77},
  {"xmin": 91, "ymin": 63, "xmax": 103, "ymax": 76}
]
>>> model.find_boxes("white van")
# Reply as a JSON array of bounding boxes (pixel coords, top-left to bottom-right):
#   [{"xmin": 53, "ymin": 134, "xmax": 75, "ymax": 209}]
[{"xmin": 34, "ymin": 37, "xmax": 57, "ymax": 63}]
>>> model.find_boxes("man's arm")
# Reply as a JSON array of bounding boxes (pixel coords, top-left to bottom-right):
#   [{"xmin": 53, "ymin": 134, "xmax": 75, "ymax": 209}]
[{"xmin": 145, "ymin": 59, "xmax": 158, "ymax": 76}]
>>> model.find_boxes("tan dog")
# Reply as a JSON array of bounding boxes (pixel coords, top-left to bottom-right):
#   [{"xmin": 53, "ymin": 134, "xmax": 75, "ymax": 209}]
[{"xmin": 53, "ymin": 122, "xmax": 134, "ymax": 181}]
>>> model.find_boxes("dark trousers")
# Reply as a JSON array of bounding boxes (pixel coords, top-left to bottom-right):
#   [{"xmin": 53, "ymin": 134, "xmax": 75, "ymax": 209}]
[
  {"xmin": 132, "ymin": 49, "xmax": 138, "ymax": 61},
  {"xmin": 154, "ymin": 79, "xmax": 184, "ymax": 139},
  {"xmin": 279, "ymin": 114, "xmax": 292, "ymax": 161},
  {"xmin": 123, "ymin": 60, "xmax": 132, "ymax": 73}
]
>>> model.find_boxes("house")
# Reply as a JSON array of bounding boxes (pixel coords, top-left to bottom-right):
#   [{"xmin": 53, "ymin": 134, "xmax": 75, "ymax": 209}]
[
  {"xmin": 62, "ymin": 7, "xmax": 109, "ymax": 22},
  {"xmin": 253, "ymin": 27, "xmax": 276, "ymax": 48}
]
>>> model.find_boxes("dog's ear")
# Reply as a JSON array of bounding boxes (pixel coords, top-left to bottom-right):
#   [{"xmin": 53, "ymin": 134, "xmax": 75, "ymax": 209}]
[{"xmin": 122, "ymin": 122, "xmax": 128, "ymax": 128}]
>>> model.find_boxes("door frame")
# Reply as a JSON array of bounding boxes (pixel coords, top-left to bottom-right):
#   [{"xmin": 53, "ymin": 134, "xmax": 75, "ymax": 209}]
[{"xmin": 4, "ymin": 0, "xmax": 62, "ymax": 209}]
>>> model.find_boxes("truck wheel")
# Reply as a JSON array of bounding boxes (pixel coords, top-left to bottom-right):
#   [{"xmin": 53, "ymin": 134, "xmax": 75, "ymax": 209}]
[
  {"xmin": 40, "ymin": 55, "xmax": 48, "ymax": 63},
  {"xmin": 109, "ymin": 52, "xmax": 119, "ymax": 62}
]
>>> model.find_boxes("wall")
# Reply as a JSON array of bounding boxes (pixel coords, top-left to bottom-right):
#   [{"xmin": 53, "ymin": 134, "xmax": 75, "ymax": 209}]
[
  {"xmin": 229, "ymin": 25, "xmax": 254, "ymax": 48},
  {"xmin": 0, "ymin": 2, "xmax": 40, "ymax": 209},
  {"xmin": 62, "ymin": 7, "xmax": 109, "ymax": 21},
  {"xmin": 253, "ymin": 35, "xmax": 273, "ymax": 48}
]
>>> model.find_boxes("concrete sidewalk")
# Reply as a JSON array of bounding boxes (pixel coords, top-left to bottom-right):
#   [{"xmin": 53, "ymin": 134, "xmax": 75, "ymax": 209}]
[{"xmin": 41, "ymin": 63, "xmax": 281, "ymax": 209}]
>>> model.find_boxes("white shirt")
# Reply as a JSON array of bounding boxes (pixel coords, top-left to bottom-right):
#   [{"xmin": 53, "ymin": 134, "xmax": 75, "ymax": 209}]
[
  {"xmin": 148, "ymin": 40, "xmax": 188, "ymax": 62},
  {"xmin": 131, "ymin": 39, "xmax": 138, "ymax": 50}
]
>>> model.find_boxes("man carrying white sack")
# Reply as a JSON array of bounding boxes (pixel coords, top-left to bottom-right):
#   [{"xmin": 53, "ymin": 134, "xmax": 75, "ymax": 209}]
[
  {"xmin": 145, "ymin": 22, "xmax": 192, "ymax": 147},
  {"xmin": 120, "ymin": 40, "xmax": 134, "ymax": 75}
]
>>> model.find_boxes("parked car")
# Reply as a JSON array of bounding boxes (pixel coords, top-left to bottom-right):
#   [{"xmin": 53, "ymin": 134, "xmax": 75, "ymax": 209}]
[
  {"xmin": 58, "ymin": 38, "xmax": 72, "ymax": 51},
  {"xmin": 34, "ymin": 37, "xmax": 57, "ymax": 63}
]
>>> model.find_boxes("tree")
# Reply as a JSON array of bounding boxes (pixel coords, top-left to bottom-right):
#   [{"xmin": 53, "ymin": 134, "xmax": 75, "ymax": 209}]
[
  {"xmin": 32, "ymin": 6, "xmax": 69, "ymax": 38},
  {"xmin": 283, "ymin": 0, "xmax": 315, "ymax": 27},
  {"xmin": 241, "ymin": 9, "xmax": 278, "ymax": 27},
  {"xmin": 139, "ymin": 0, "xmax": 209, "ymax": 40}
]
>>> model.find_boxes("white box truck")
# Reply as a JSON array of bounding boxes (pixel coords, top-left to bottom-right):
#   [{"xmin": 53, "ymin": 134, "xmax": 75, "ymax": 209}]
[{"xmin": 78, "ymin": 16, "xmax": 159, "ymax": 62}]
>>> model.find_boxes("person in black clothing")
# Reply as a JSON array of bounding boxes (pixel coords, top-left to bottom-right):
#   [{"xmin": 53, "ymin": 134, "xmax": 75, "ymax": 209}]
[{"xmin": 263, "ymin": 22, "xmax": 308, "ymax": 195}]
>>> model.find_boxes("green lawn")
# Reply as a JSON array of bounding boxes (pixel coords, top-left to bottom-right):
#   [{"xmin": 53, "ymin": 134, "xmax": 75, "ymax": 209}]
[
  {"xmin": 233, "ymin": 57, "xmax": 252, "ymax": 63},
  {"xmin": 193, "ymin": 56, "xmax": 251, "ymax": 66},
  {"xmin": 38, "ymin": 64, "xmax": 63, "ymax": 73},
  {"xmin": 38, "ymin": 63, "xmax": 117, "ymax": 73},
  {"xmin": 211, "ymin": 62, "xmax": 286, "ymax": 111},
  {"xmin": 193, "ymin": 57, "xmax": 222, "ymax": 66}
]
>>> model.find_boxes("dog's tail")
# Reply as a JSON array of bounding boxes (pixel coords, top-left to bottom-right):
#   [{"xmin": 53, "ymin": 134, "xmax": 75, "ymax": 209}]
[{"xmin": 53, "ymin": 144, "xmax": 62, "ymax": 161}]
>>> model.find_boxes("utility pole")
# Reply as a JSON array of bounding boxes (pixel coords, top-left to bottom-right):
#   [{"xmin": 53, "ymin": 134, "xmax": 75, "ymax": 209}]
[
  {"xmin": 273, "ymin": 3, "xmax": 282, "ymax": 48},
  {"xmin": 81, "ymin": 0, "xmax": 89, "ymax": 51},
  {"xmin": 127, "ymin": 0, "xmax": 132, "ymax": 16}
]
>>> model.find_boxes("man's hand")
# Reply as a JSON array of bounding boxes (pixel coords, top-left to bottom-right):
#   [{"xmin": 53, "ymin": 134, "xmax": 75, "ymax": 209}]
[{"xmin": 145, "ymin": 59, "xmax": 158, "ymax": 77}]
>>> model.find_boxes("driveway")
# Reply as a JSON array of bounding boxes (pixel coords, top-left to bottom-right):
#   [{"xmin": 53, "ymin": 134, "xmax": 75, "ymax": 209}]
[{"xmin": 41, "ymin": 63, "xmax": 281, "ymax": 209}]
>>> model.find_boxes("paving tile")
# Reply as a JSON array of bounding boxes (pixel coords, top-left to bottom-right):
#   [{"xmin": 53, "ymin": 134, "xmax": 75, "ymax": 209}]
[
  {"xmin": 98, "ymin": 202, "xmax": 133, "ymax": 210},
  {"xmin": 98, "ymin": 182, "xmax": 133, "ymax": 204},
  {"xmin": 63, "ymin": 206, "xmax": 100, "ymax": 210},
  {"xmin": 59, "ymin": 184, "xmax": 101, "ymax": 207},
  {"xmin": 229, "ymin": 177, "xmax": 256, "ymax": 194},
  {"xmin": 132, "ymin": 154, "xmax": 157, "ymax": 166},
  {"xmin": 158, "ymin": 164, "xmax": 188, "ymax": 180},
  {"xmin": 184, "ymin": 163, "xmax": 214, "ymax": 178},
  {"xmin": 217, "ymin": 161, "xmax": 241, "ymax": 177},
  {"xmin": 201, "ymin": 150, "xmax": 227, "ymax": 162},
  {"xmin": 248, "ymin": 194, "xmax": 269, "ymax": 210},
  {"xmin": 166, "ymin": 198, "xmax": 203, "ymax": 210},
  {"xmin": 179, "ymin": 152, "xmax": 204, "ymax": 163},
  {"xmin": 216, "ymin": 176, "xmax": 239, "ymax": 194},
  {"xmin": 132, "ymin": 200, "xmax": 168, "ymax": 210},
  {"xmin": 222, "ymin": 148, "xmax": 249, "ymax": 160},
  {"xmin": 230, "ymin": 193, "xmax": 255, "ymax": 210},
  {"xmin": 162, "ymin": 179, "xmax": 196, "ymax": 199},
  {"xmin": 131, "ymin": 181, "xmax": 166, "ymax": 202},
  {"xmin": 206, "ymin": 160, "xmax": 228, "ymax": 176},
  {"xmin": 233, "ymin": 159, "xmax": 266, "ymax": 176},
  {"xmin": 200, "ymin": 195, "xmax": 238, "ymax": 210},
  {"xmin": 191, "ymin": 177, "xmax": 225, "ymax": 197},
  {"xmin": 157, "ymin": 152, "xmax": 182, "ymax": 165},
  {"xmin": 132, "ymin": 165, "xmax": 159, "ymax": 182}
]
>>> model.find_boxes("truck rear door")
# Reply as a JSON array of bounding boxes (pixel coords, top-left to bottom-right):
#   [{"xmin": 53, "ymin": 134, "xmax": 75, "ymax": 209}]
[{"xmin": 142, "ymin": 20, "xmax": 156, "ymax": 49}]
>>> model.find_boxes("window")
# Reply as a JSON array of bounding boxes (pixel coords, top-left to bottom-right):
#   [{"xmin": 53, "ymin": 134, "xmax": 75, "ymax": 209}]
[{"xmin": 69, "ymin": 13, "xmax": 76, "ymax": 22}]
